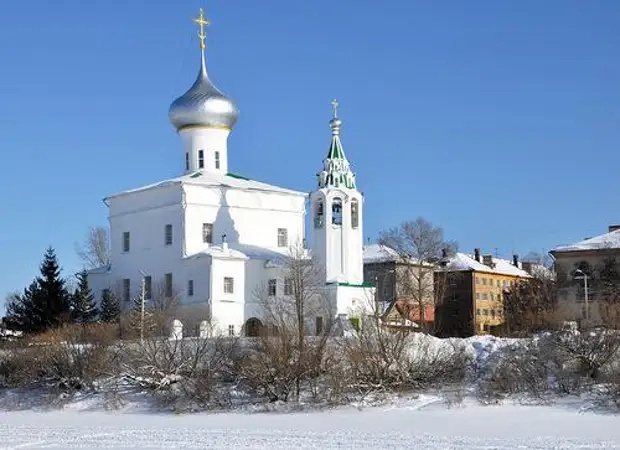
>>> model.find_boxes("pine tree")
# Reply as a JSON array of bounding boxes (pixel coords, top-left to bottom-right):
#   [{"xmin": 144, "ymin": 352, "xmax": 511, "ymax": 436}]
[
  {"xmin": 70, "ymin": 270, "xmax": 98, "ymax": 324},
  {"xmin": 4, "ymin": 248, "xmax": 71, "ymax": 334},
  {"xmin": 99, "ymin": 289, "xmax": 120, "ymax": 323},
  {"xmin": 36, "ymin": 247, "xmax": 72, "ymax": 330}
]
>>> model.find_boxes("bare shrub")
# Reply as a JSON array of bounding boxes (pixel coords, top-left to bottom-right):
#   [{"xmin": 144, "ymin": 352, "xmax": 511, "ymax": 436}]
[
  {"xmin": 341, "ymin": 326, "xmax": 469, "ymax": 398},
  {"xmin": 120, "ymin": 334, "xmax": 239, "ymax": 411},
  {"xmin": 0, "ymin": 324, "xmax": 119, "ymax": 392}
]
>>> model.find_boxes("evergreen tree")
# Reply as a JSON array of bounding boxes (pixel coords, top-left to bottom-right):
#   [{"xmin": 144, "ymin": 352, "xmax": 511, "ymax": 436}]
[
  {"xmin": 36, "ymin": 247, "xmax": 72, "ymax": 330},
  {"xmin": 70, "ymin": 270, "xmax": 98, "ymax": 323},
  {"xmin": 4, "ymin": 248, "xmax": 71, "ymax": 334},
  {"xmin": 99, "ymin": 289, "xmax": 120, "ymax": 323}
]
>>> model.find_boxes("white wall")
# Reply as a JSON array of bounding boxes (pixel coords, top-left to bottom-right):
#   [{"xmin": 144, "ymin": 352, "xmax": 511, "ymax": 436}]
[
  {"xmin": 184, "ymin": 184, "xmax": 306, "ymax": 253},
  {"xmin": 210, "ymin": 256, "xmax": 246, "ymax": 335},
  {"xmin": 311, "ymin": 187, "xmax": 364, "ymax": 284},
  {"xmin": 180, "ymin": 127, "xmax": 230, "ymax": 174}
]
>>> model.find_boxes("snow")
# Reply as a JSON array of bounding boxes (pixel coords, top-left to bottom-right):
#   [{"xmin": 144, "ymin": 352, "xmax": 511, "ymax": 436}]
[
  {"xmin": 444, "ymin": 253, "xmax": 532, "ymax": 278},
  {"xmin": 107, "ymin": 170, "xmax": 307, "ymax": 200},
  {"xmin": 553, "ymin": 229, "xmax": 620, "ymax": 253},
  {"xmin": 363, "ymin": 244, "xmax": 400, "ymax": 263},
  {"xmin": 1, "ymin": 400, "xmax": 619, "ymax": 449}
]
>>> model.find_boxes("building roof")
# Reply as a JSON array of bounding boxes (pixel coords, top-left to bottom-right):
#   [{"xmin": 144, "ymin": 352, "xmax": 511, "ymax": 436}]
[
  {"xmin": 552, "ymin": 229, "xmax": 620, "ymax": 253},
  {"xmin": 363, "ymin": 244, "xmax": 401, "ymax": 263},
  {"xmin": 442, "ymin": 253, "xmax": 532, "ymax": 278},
  {"xmin": 106, "ymin": 171, "xmax": 307, "ymax": 200},
  {"xmin": 185, "ymin": 243, "xmax": 306, "ymax": 267}
]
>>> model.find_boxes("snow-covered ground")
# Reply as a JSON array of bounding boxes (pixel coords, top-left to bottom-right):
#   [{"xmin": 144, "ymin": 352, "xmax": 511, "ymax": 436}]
[{"xmin": 1, "ymin": 397, "xmax": 619, "ymax": 449}]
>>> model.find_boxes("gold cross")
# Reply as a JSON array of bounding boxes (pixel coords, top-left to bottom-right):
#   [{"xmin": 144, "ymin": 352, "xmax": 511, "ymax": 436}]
[
  {"xmin": 194, "ymin": 8, "xmax": 210, "ymax": 50},
  {"xmin": 331, "ymin": 98, "xmax": 339, "ymax": 119}
]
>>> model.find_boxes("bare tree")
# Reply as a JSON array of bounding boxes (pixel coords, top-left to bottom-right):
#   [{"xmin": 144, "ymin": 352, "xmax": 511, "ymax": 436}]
[
  {"xmin": 378, "ymin": 218, "xmax": 457, "ymax": 333},
  {"xmin": 503, "ymin": 275, "xmax": 559, "ymax": 335},
  {"xmin": 239, "ymin": 245, "xmax": 332, "ymax": 403},
  {"xmin": 75, "ymin": 226, "xmax": 111, "ymax": 269}
]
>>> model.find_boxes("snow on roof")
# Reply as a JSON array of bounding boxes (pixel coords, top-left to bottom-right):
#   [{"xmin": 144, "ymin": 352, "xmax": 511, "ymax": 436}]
[
  {"xmin": 185, "ymin": 244, "xmax": 249, "ymax": 261},
  {"xmin": 363, "ymin": 244, "xmax": 400, "ymax": 263},
  {"xmin": 553, "ymin": 229, "xmax": 620, "ymax": 253},
  {"xmin": 185, "ymin": 244, "xmax": 310, "ymax": 266},
  {"xmin": 107, "ymin": 171, "xmax": 307, "ymax": 200},
  {"xmin": 444, "ymin": 253, "xmax": 531, "ymax": 278}
]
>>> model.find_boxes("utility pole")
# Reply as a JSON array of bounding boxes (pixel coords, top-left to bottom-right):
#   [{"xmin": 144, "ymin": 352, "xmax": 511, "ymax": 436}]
[{"xmin": 139, "ymin": 270, "xmax": 147, "ymax": 343}]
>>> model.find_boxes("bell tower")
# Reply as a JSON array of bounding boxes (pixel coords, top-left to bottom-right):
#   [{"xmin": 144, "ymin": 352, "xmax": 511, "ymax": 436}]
[{"xmin": 310, "ymin": 100, "xmax": 364, "ymax": 284}]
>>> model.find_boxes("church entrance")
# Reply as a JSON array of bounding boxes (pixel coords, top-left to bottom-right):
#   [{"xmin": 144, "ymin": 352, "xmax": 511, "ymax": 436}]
[{"xmin": 244, "ymin": 318, "xmax": 264, "ymax": 337}]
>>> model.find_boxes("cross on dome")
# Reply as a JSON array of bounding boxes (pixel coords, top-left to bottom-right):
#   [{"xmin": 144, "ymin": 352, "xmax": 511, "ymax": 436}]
[{"xmin": 194, "ymin": 8, "xmax": 210, "ymax": 50}]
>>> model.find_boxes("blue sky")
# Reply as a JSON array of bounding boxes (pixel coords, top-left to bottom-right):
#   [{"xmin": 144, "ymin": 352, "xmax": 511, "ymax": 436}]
[{"xmin": 1, "ymin": 1, "xmax": 619, "ymax": 306}]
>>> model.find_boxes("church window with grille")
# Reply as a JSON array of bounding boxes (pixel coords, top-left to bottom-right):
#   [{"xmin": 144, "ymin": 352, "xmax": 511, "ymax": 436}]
[
  {"xmin": 215, "ymin": 151, "xmax": 220, "ymax": 169},
  {"xmin": 284, "ymin": 278, "xmax": 293, "ymax": 295},
  {"xmin": 314, "ymin": 201, "xmax": 324, "ymax": 228},
  {"xmin": 144, "ymin": 275, "xmax": 152, "ymax": 300},
  {"xmin": 164, "ymin": 273, "xmax": 173, "ymax": 297},
  {"xmin": 268, "ymin": 279, "xmax": 277, "ymax": 296},
  {"xmin": 277, "ymin": 228, "xmax": 288, "ymax": 247},
  {"xmin": 185, "ymin": 152, "xmax": 189, "ymax": 171},
  {"xmin": 165, "ymin": 224, "xmax": 173, "ymax": 246},
  {"xmin": 198, "ymin": 150, "xmax": 204, "ymax": 169},
  {"xmin": 202, "ymin": 223, "xmax": 213, "ymax": 244},
  {"xmin": 224, "ymin": 277, "xmax": 234, "ymax": 294},
  {"xmin": 332, "ymin": 198, "xmax": 343, "ymax": 225},
  {"xmin": 122, "ymin": 278, "xmax": 131, "ymax": 303},
  {"xmin": 122, "ymin": 232, "xmax": 130, "ymax": 252},
  {"xmin": 351, "ymin": 199, "xmax": 359, "ymax": 229}
]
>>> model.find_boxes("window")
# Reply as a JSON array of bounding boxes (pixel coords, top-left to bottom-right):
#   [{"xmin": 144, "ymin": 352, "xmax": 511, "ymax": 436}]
[
  {"xmin": 475, "ymin": 277, "xmax": 480, "ymax": 284},
  {"xmin": 332, "ymin": 198, "xmax": 342, "ymax": 225},
  {"xmin": 164, "ymin": 273, "xmax": 173, "ymax": 297},
  {"xmin": 185, "ymin": 152, "xmax": 189, "ymax": 171},
  {"xmin": 475, "ymin": 293, "xmax": 480, "ymax": 300},
  {"xmin": 482, "ymin": 278, "xmax": 487, "ymax": 285},
  {"xmin": 351, "ymin": 199, "xmax": 359, "ymax": 229},
  {"xmin": 228, "ymin": 325, "xmax": 235, "ymax": 336},
  {"xmin": 202, "ymin": 223, "xmax": 213, "ymax": 244},
  {"xmin": 482, "ymin": 293, "xmax": 488, "ymax": 300},
  {"xmin": 198, "ymin": 150, "xmax": 204, "ymax": 169},
  {"xmin": 122, "ymin": 278, "xmax": 131, "ymax": 303},
  {"xmin": 483, "ymin": 309, "xmax": 489, "ymax": 316},
  {"xmin": 314, "ymin": 201, "xmax": 324, "ymax": 229},
  {"xmin": 188, "ymin": 279, "xmax": 194, "ymax": 297},
  {"xmin": 215, "ymin": 151, "xmax": 220, "ymax": 169},
  {"xmin": 284, "ymin": 278, "xmax": 293, "ymax": 296},
  {"xmin": 165, "ymin": 224, "xmax": 173, "ymax": 246},
  {"xmin": 476, "ymin": 308, "xmax": 481, "ymax": 316},
  {"xmin": 491, "ymin": 309, "xmax": 496, "ymax": 318},
  {"xmin": 315, "ymin": 317, "xmax": 324, "ymax": 335},
  {"xmin": 144, "ymin": 276, "xmax": 152, "ymax": 300},
  {"xmin": 489, "ymin": 279, "xmax": 494, "ymax": 287},
  {"xmin": 268, "ymin": 279, "xmax": 277, "ymax": 296},
  {"xmin": 122, "ymin": 232, "xmax": 130, "ymax": 252},
  {"xmin": 224, "ymin": 277, "xmax": 234, "ymax": 294},
  {"xmin": 277, "ymin": 228, "xmax": 288, "ymax": 247},
  {"xmin": 101, "ymin": 288, "xmax": 110, "ymax": 302}
]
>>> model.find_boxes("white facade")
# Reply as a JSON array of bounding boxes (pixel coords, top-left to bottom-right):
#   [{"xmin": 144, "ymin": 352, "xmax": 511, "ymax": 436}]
[{"xmin": 88, "ymin": 24, "xmax": 374, "ymax": 336}]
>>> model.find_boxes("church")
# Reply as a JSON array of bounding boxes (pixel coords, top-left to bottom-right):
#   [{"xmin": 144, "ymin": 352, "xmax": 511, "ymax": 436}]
[{"xmin": 88, "ymin": 9, "xmax": 374, "ymax": 336}]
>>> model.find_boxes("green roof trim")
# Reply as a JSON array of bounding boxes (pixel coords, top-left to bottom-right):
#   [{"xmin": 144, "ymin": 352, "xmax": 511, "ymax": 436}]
[
  {"xmin": 327, "ymin": 135, "xmax": 345, "ymax": 160},
  {"xmin": 190, "ymin": 172, "xmax": 202, "ymax": 178},
  {"xmin": 326, "ymin": 281, "xmax": 375, "ymax": 288},
  {"xmin": 226, "ymin": 172, "xmax": 251, "ymax": 181}
]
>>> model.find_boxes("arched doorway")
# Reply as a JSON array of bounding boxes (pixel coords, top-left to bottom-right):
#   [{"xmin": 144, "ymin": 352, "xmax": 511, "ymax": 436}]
[{"xmin": 244, "ymin": 317, "xmax": 264, "ymax": 337}]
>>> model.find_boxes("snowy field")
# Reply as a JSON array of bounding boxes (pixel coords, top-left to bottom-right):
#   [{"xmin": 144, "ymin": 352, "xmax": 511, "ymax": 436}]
[{"xmin": 1, "ymin": 398, "xmax": 620, "ymax": 449}]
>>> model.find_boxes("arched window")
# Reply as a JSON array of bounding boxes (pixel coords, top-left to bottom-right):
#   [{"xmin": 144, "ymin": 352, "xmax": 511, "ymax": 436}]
[
  {"xmin": 351, "ymin": 199, "xmax": 359, "ymax": 229},
  {"xmin": 332, "ymin": 198, "xmax": 342, "ymax": 225},
  {"xmin": 314, "ymin": 201, "xmax": 324, "ymax": 228}
]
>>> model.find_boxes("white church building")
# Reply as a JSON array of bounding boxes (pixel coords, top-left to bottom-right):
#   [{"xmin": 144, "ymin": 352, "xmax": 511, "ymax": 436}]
[{"xmin": 88, "ymin": 9, "xmax": 374, "ymax": 336}]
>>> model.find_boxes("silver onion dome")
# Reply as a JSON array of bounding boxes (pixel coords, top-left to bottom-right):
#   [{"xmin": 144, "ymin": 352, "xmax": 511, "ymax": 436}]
[{"xmin": 169, "ymin": 52, "xmax": 239, "ymax": 131}]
